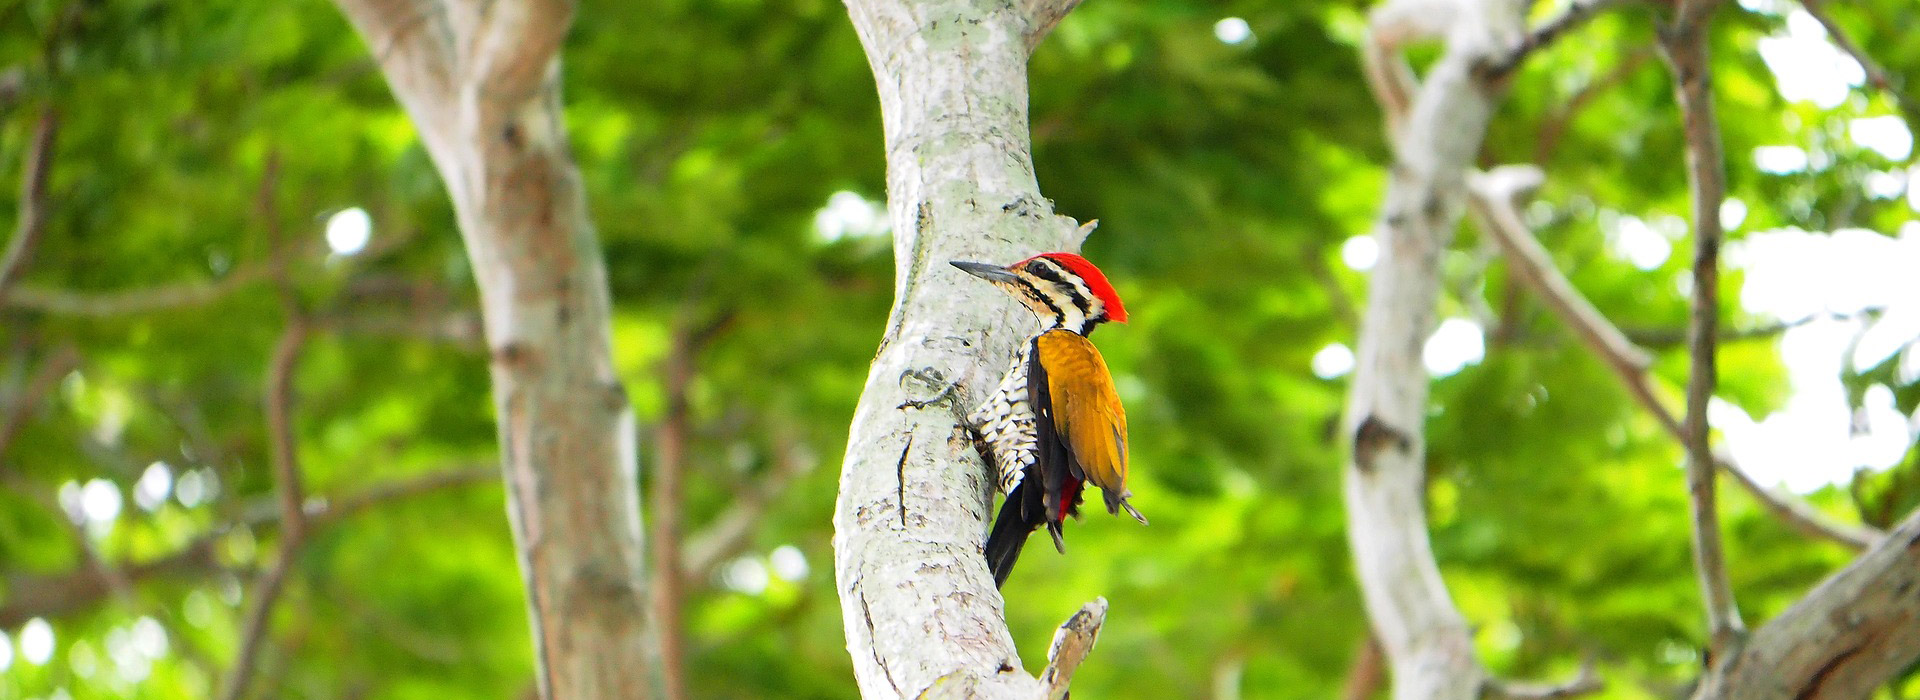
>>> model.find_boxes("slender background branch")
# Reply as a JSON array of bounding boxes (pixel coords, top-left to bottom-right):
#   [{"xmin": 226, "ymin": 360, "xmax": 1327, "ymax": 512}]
[
  {"xmin": 649, "ymin": 302, "xmax": 733, "ymax": 700},
  {"xmin": 218, "ymin": 322, "xmax": 311, "ymax": 700},
  {"xmin": 0, "ymin": 106, "xmax": 56, "ymax": 306},
  {"xmin": 1798, "ymin": 0, "xmax": 1920, "ymax": 135},
  {"xmin": 1660, "ymin": 0, "xmax": 1744, "ymax": 658},
  {"xmin": 1467, "ymin": 166, "xmax": 1883, "ymax": 552},
  {"xmin": 0, "ymin": 344, "xmax": 76, "ymax": 464}
]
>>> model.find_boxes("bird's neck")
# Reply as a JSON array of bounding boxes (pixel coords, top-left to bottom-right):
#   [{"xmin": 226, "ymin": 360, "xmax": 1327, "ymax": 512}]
[{"xmin": 1038, "ymin": 314, "xmax": 1098, "ymax": 337}]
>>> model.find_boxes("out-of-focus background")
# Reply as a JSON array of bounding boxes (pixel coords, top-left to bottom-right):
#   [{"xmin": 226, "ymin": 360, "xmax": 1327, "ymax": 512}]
[{"xmin": 1, "ymin": 0, "xmax": 1917, "ymax": 697}]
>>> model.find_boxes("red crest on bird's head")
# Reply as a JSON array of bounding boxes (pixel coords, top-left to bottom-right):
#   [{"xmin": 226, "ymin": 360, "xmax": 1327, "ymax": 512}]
[{"xmin": 1018, "ymin": 252, "xmax": 1128, "ymax": 323}]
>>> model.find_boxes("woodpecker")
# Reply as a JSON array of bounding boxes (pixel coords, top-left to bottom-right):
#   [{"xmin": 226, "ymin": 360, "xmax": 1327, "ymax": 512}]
[{"xmin": 951, "ymin": 252, "xmax": 1146, "ymax": 587}]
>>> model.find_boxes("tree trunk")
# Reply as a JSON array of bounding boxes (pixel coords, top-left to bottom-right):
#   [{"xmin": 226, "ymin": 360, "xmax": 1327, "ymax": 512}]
[
  {"xmin": 1346, "ymin": 0, "xmax": 1522, "ymax": 698},
  {"xmin": 331, "ymin": 1, "xmax": 652, "ymax": 697},
  {"xmin": 832, "ymin": 0, "xmax": 1094, "ymax": 697},
  {"xmin": 1702, "ymin": 508, "xmax": 1920, "ymax": 698}
]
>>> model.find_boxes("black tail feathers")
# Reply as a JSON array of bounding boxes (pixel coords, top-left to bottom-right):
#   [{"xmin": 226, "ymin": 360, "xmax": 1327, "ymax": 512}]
[{"xmin": 984, "ymin": 481, "xmax": 1038, "ymax": 588}]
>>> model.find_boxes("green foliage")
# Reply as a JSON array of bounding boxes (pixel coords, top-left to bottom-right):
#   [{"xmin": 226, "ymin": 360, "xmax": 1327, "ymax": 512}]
[{"xmin": 1, "ymin": 0, "xmax": 1916, "ymax": 698}]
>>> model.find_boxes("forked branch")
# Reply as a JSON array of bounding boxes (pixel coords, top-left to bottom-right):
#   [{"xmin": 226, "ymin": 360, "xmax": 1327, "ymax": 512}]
[{"xmin": 1466, "ymin": 166, "xmax": 1880, "ymax": 552}]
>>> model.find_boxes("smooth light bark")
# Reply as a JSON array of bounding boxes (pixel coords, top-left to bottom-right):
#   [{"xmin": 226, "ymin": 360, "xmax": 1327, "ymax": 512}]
[
  {"xmin": 332, "ymin": 1, "xmax": 651, "ymax": 697},
  {"xmin": 833, "ymin": 0, "xmax": 1099, "ymax": 697},
  {"xmin": 1347, "ymin": 0, "xmax": 1522, "ymax": 698},
  {"xmin": 1705, "ymin": 508, "xmax": 1920, "ymax": 698}
]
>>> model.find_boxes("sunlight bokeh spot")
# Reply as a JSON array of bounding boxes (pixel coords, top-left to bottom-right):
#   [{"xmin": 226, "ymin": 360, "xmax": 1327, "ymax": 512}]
[
  {"xmin": 134, "ymin": 462, "xmax": 172, "ymax": 512},
  {"xmin": 1311, "ymin": 342, "xmax": 1355, "ymax": 379},
  {"xmin": 1756, "ymin": 10, "xmax": 1863, "ymax": 108},
  {"xmin": 1340, "ymin": 235, "xmax": 1378, "ymax": 271},
  {"xmin": 325, "ymin": 207, "xmax": 372, "ymax": 255},
  {"xmin": 1423, "ymin": 319, "xmax": 1484, "ymax": 377},
  {"xmin": 1719, "ymin": 197, "xmax": 1748, "ymax": 231},
  {"xmin": 1865, "ymin": 170, "xmax": 1905, "ymax": 200},
  {"xmin": 1754, "ymin": 145, "xmax": 1809, "ymax": 174},
  {"xmin": 813, "ymin": 190, "xmax": 888, "ymax": 242},
  {"xmin": 1607, "ymin": 214, "xmax": 1671, "ymax": 270},
  {"xmin": 1850, "ymin": 116, "xmax": 1913, "ymax": 161},
  {"xmin": 80, "ymin": 479, "xmax": 121, "ymax": 525},
  {"xmin": 1214, "ymin": 17, "xmax": 1253, "ymax": 45},
  {"xmin": 770, "ymin": 545, "xmax": 809, "ymax": 582},
  {"xmin": 722, "ymin": 556, "xmax": 770, "ymax": 595},
  {"xmin": 20, "ymin": 618, "xmax": 54, "ymax": 666}
]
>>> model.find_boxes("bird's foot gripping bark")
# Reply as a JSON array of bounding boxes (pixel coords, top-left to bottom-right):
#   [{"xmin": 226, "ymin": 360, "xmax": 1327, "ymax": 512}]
[{"xmin": 897, "ymin": 368, "xmax": 960, "ymax": 410}]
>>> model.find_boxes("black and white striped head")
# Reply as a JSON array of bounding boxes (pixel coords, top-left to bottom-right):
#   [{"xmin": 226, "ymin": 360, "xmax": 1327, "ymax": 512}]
[{"xmin": 951, "ymin": 252, "xmax": 1129, "ymax": 335}]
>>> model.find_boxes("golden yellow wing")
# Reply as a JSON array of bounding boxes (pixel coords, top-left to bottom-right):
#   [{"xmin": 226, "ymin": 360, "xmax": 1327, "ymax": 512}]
[{"xmin": 1035, "ymin": 330, "xmax": 1144, "ymax": 522}]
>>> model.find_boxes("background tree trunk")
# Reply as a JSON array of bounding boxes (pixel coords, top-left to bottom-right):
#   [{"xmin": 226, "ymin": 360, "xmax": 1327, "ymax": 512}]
[
  {"xmin": 832, "ymin": 0, "xmax": 1094, "ymax": 697},
  {"xmin": 1345, "ymin": 0, "xmax": 1523, "ymax": 698},
  {"xmin": 331, "ymin": 1, "xmax": 652, "ymax": 697}
]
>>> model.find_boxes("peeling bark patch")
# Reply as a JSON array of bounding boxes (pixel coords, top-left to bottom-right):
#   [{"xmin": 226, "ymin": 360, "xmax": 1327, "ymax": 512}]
[
  {"xmin": 602, "ymin": 381, "xmax": 629, "ymax": 412},
  {"xmin": 1795, "ymin": 641, "xmax": 1866, "ymax": 699},
  {"xmin": 492, "ymin": 341, "xmax": 530, "ymax": 368},
  {"xmin": 897, "ymin": 435, "xmax": 914, "ymax": 528},
  {"xmin": 1353, "ymin": 415, "xmax": 1412, "ymax": 473}
]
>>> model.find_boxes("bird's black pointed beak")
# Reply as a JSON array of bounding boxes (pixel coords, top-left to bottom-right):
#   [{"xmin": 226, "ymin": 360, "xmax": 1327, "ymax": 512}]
[{"xmin": 950, "ymin": 260, "xmax": 1018, "ymax": 284}]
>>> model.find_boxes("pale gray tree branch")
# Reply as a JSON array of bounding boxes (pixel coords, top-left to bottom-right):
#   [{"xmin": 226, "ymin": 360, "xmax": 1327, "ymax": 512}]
[
  {"xmin": 1466, "ymin": 165, "xmax": 1883, "ymax": 553},
  {"xmin": 1019, "ymin": 0, "xmax": 1083, "ymax": 52},
  {"xmin": 834, "ymin": 0, "xmax": 1108, "ymax": 695},
  {"xmin": 469, "ymin": 0, "xmax": 575, "ymax": 105},
  {"xmin": 1713, "ymin": 507, "xmax": 1920, "ymax": 697},
  {"xmin": 1347, "ymin": 1, "xmax": 1565, "ymax": 699},
  {"xmin": 0, "ymin": 107, "xmax": 56, "ymax": 307},
  {"xmin": 1659, "ymin": 0, "xmax": 1744, "ymax": 659},
  {"xmin": 1038, "ymin": 597, "xmax": 1106, "ymax": 700},
  {"xmin": 332, "ymin": 0, "xmax": 651, "ymax": 696}
]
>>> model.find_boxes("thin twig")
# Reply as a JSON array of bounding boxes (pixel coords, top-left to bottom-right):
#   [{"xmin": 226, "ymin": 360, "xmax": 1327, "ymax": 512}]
[
  {"xmin": 1534, "ymin": 48, "xmax": 1655, "ymax": 164},
  {"xmin": 1798, "ymin": 0, "xmax": 1920, "ymax": 137},
  {"xmin": 649, "ymin": 302, "xmax": 732, "ymax": 700},
  {"xmin": 1468, "ymin": 166, "xmax": 1881, "ymax": 552},
  {"xmin": 3, "ymin": 265, "xmax": 281, "ymax": 315},
  {"xmin": 0, "ymin": 107, "xmax": 57, "ymax": 306},
  {"xmin": 1339, "ymin": 634, "xmax": 1386, "ymax": 700},
  {"xmin": 1661, "ymin": 0, "xmax": 1745, "ymax": 657},
  {"xmin": 1469, "ymin": 167, "xmax": 1657, "ymax": 392},
  {"xmin": 0, "ymin": 464, "xmax": 496, "ymax": 628},
  {"xmin": 0, "ymin": 344, "xmax": 76, "ymax": 463},
  {"xmin": 1621, "ymin": 308, "xmax": 1880, "ymax": 349},
  {"xmin": 1483, "ymin": 660, "xmax": 1603, "ymax": 699},
  {"xmin": 218, "ymin": 322, "xmax": 310, "ymax": 700},
  {"xmin": 680, "ymin": 431, "xmax": 811, "ymax": 586},
  {"xmin": 4, "ymin": 207, "xmax": 411, "ymax": 317},
  {"xmin": 1478, "ymin": 0, "xmax": 1628, "ymax": 81}
]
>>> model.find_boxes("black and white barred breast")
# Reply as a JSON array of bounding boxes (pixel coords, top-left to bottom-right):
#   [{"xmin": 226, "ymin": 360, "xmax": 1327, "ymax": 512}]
[{"xmin": 970, "ymin": 339, "xmax": 1038, "ymax": 495}]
